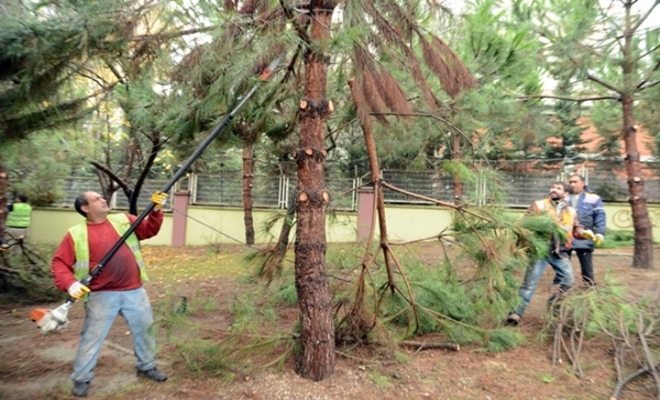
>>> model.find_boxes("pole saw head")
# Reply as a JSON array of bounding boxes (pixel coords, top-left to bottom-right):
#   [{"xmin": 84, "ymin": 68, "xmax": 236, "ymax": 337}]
[{"xmin": 30, "ymin": 301, "xmax": 72, "ymax": 333}]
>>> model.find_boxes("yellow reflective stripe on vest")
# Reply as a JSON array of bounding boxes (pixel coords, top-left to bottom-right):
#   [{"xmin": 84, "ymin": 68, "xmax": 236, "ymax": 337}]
[
  {"xmin": 68, "ymin": 213, "xmax": 148, "ymax": 281},
  {"xmin": 69, "ymin": 223, "xmax": 90, "ymax": 279}
]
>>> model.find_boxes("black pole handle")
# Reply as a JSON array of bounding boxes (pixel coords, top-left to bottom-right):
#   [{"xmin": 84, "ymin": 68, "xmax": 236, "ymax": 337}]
[{"xmin": 80, "ymin": 54, "xmax": 286, "ymax": 285}]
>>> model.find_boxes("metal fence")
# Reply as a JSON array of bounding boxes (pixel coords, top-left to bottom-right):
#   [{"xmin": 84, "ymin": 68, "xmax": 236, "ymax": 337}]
[{"xmin": 56, "ymin": 163, "xmax": 660, "ymax": 211}]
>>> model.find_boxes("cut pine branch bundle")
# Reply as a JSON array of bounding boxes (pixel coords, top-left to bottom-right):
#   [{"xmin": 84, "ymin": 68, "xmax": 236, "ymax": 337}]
[{"xmin": 419, "ymin": 34, "xmax": 476, "ymax": 98}]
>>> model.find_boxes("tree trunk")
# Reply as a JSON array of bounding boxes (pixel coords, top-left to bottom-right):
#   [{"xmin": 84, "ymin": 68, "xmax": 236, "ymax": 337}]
[
  {"xmin": 259, "ymin": 196, "xmax": 296, "ymax": 282},
  {"xmin": 620, "ymin": 96, "xmax": 653, "ymax": 268},
  {"xmin": 451, "ymin": 132, "xmax": 464, "ymax": 203},
  {"xmin": 294, "ymin": 0, "xmax": 336, "ymax": 381},
  {"xmin": 348, "ymin": 78, "xmax": 395, "ymax": 287},
  {"xmin": 242, "ymin": 143, "xmax": 255, "ymax": 245},
  {"xmin": 621, "ymin": 3, "xmax": 653, "ymax": 269},
  {"xmin": 0, "ymin": 167, "xmax": 7, "ymax": 241}
]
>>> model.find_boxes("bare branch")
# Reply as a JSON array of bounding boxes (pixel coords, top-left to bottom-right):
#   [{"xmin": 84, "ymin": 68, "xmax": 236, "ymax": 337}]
[
  {"xmin": 636, "ymin": 61, "xmax": 660, "ymax": 90},
  {"xmin": 635, "ymin": 43, "xmax": 660, "ymax": 63},
  {"xmin": 638, "ymin": 79, "xmax": 660, "ymax": 91},
  {"xmin": 587, "ymin": 73, "xmax": 622, "ymax": 93},
  {"xmin": 130, "ymin": 26, "xmax": 216, "ymax": 42},
  {"xmin": 89, "ymin": 161, "xmax": 132, "ymax": 197},
  {"xmin": 517, "ymin": 94, "xmax": 619, "ymax": 102},
  {"xmin": 631, "ymin": 1, "xmax": 658, "ymax": 33},
  {"xmin": 279, "ymin": 0, "xmax": 310, "ymax": 44}
]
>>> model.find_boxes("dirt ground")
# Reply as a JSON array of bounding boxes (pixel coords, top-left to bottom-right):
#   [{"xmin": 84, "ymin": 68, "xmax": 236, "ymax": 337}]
[{"xmin": 0, "ymin": 245, "xmax": 658, "ymax": 400}]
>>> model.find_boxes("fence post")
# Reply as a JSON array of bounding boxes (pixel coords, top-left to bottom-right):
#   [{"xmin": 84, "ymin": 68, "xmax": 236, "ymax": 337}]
[
  {"xmin": 171, "ymin": 191, "xmax": 190, "ymax": 247},
  {"xmin": 278, "ymin": 175, "xmax": 289, "ymax": 209},
  {"xmin": 357, "ymin": 187, "xmax": 375, "ymax": 242}
]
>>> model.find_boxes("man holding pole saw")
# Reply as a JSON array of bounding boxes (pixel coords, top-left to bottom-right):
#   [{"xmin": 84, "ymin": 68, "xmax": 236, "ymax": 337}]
[
  {"xmin": 32, "ymin": 53, "xmax": 285, "ymax": 398},
  {"xmin": 50, "ymin": 190, "xmax": 168, "ymax": 397}
]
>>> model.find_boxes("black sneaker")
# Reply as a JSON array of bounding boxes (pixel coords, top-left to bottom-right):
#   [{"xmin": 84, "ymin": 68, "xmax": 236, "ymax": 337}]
[
  {"xmin": 72, "ymin": 381, "xmax": 90, "ymax": 397},
  {"xmin": 505, "ymin": 313, "xmax": 521, "ymax": 326},
  {"xmin": 137, "ymin": 367, "xmax": 168, "ymax": 382}
]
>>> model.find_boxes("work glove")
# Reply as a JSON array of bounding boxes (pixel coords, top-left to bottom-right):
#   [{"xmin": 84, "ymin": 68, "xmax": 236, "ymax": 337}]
[
  {"xmin": 581, "ymin": 229, "xmax": 596, "ymax": 241},
  {"xmin": 68, "ymin": 282, "xmax": 90, "ymax": 300},
  {"xmin": 151, "ymin": 191, "xmax": 168, "ymax": 209},
  {"xmin": 594, "ymin": 233, "xmax": 604, "ymax": 248}
]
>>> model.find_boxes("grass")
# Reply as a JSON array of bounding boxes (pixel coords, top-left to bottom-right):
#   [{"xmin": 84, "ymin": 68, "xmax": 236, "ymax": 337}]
[{"xmin": 143, "ymin": 245, "xmax": 253, "ymax": 281}]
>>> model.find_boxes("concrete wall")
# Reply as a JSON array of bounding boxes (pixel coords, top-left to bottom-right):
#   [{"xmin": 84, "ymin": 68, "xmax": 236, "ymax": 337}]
[{"xmin": 27, "ymin": 202, "xmax": 658, "ymax": 246}]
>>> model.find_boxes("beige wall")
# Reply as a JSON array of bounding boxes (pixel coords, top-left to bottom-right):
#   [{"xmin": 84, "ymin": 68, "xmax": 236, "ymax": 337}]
[
  {"xmin": 29, "ymin": 208, "xmax": 174, "ymax": 246},
  {"xmin": 28, "ymin": 203, "xmax": 658, "ymax": 246}
]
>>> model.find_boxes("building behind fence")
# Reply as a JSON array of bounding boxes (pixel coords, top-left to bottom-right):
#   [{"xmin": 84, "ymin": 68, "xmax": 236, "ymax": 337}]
[{"xmin": 57, "ymin": 161, "xmax": 660, "ymax": 211}]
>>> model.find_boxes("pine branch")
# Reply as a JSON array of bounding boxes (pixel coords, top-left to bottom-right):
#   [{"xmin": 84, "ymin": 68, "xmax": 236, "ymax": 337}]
[
  {"xmin": 516, "ymin": 94, "xmax": 619, "ymax": 102},
  {"xmin": 130, "ymin": 26, "xmax": 216, "ymax": 42},
  {"xmin": 636, "ymin": 60, "xmax": 660, "ymax": 90},
  {"xmin": 586, "ymin": 73, "xmax": 622, "ymax": 94},
  {"xmin": 399, "ymin": 340, "xmax": 460, "ymax": 352},
  {"xmin": 279, "ymin": 0, "xmax": 310, "ymax": 45},
  {"xmin": 630, "ymin": 1, "xmax": 658, "ymax": 33}
]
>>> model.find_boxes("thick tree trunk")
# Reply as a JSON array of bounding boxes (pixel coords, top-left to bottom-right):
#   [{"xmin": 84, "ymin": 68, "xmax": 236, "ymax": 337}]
[
  {"xmin": 621, "ymin": 96, "xmax": 653, "ymax": 268},
  {"xmin": 621, "ymin": 3, "xmax": 653, "ymax": 269},
  {"xmin": 242, "ymin": 144, "xmax": 255, "ymax": 245},
  {"xmin": 294, "ymin": 0, "xmax": 336, "ymax": 381}
]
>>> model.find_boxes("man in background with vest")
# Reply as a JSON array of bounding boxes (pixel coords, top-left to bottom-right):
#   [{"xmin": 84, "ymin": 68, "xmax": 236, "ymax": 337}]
[
  {"xmin": 51, "ymin": 190, "xmax": 168, "ymax": 397},
  {"xmin": 567, "ymin": 173, "xmax": 606, "ymax": 286},
  {"xmin": 506, "ymin": 182, "xmax": 594, "ymax": 325},
  {"xmin": 5, "ymin": 193, "xmax": 32, "ymax": 244}
]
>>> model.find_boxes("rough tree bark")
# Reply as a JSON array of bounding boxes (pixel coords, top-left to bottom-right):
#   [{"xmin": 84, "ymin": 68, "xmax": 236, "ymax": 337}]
[
  {"xmin": 620, "ymin": 2, "xmax": 653, "ymax": 268},
  {"xmin": 621, "ymin": 94, "xmax": 653, "ymax": 268},
  {"xmin": 451, "ymin": 131, "xmax": 464, "ymax": 202},
  {"xmin": 242, "ymin": 142, "xmax": 255, "ymax": 245},
  {"xmin": 294, "ymin": 0, "xmax": 337, "ymax": 381},
  {"xmin": 0, "ymin": 168, "xmax": 7, "ymax": 241},
  {"xmin": 259, "ymin": 195, "xmax": 296, "ymax": 282}
]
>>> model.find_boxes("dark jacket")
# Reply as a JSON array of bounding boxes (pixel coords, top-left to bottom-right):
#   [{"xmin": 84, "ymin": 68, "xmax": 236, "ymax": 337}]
[{"xmin": 569, "ymin": 192, "xmax": 606, "ymax": 250}]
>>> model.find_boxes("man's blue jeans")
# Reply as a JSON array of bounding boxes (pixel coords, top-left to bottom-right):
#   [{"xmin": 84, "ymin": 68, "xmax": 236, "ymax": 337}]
[
  {"xmin": 514, "ymin": 253, "xmax": 574, "ymax": 317},
  {"xmin": 71, "ymin": 287, "xmax": 157, "ymax": 384}
]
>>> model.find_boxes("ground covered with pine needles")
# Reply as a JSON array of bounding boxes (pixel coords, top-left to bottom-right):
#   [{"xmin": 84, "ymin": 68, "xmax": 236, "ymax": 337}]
[{"xmin": 0, "ymin": 243, "xmax": 657, "ymax": 400}]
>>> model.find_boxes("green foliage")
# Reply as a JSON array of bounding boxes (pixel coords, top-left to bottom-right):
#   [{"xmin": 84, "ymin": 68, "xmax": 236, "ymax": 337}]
[
  {"xmin": 600, "ymin": 229, "xmax": 635, "ymax": 248},
  {"xmin": 155, "ymin": 288, "xmax": 295, "ymax": 378},
  {"xmin": 0, "ymin": 0, "xmax": 133, "ymax": 140},
  {"xmin": 360, "ymin": 248, "xmax": 524, "ymax": 350},
  {"xmin": 0, "ymin": 245, "xmax": 61, "ymax": 304},
  {"xmin": 0, "ymin": 130, "xmax": 82, "ymax": 205},
  {"xmin": 275, "ymin": 281, "xmax": 297, "ymax": 306},
  {"xmin": 368, "ymin": 371, "xmax": 392, "ymax": 389},
  {"xmin": 516, "ymin": 214, "xmax": 565, "ymax": 258},
  {"xmin": 485, "ymin": 327, "xmax": 526, "ymax": 353},
  {"xmin": 543, "ymin": 275, "xmax": 656, "ymax": 344}
]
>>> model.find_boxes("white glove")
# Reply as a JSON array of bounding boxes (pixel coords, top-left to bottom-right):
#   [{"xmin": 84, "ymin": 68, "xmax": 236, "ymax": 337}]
[{"xmin": 68, "ymin": 282, "xmax": 90, "ymax": 299}]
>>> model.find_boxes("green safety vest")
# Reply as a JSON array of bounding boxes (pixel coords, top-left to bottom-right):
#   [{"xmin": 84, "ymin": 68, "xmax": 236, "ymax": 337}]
[
  {"xmin": 68, "ymin": 213, "xmax": 148, "ymax": 281},
  {"xmin": 6, "ymin": 203, "xmax": 32, "ymax": 228}
]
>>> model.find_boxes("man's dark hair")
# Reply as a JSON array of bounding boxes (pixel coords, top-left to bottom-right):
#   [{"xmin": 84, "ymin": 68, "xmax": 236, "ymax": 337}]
[
  {"xmin": 74, "ymin": 194, "xmax": 89, "ymax": 217},
  {"xmin": 17, "ymin": 194, "xmax": 28, "ymax": 203},
  {"xmin": 552, "ymin": 181, "xmax": 568, "ymax": 191},
  {"xmin": 569, "ymin": 173, "xmax": 586, "ymax": 182}
]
